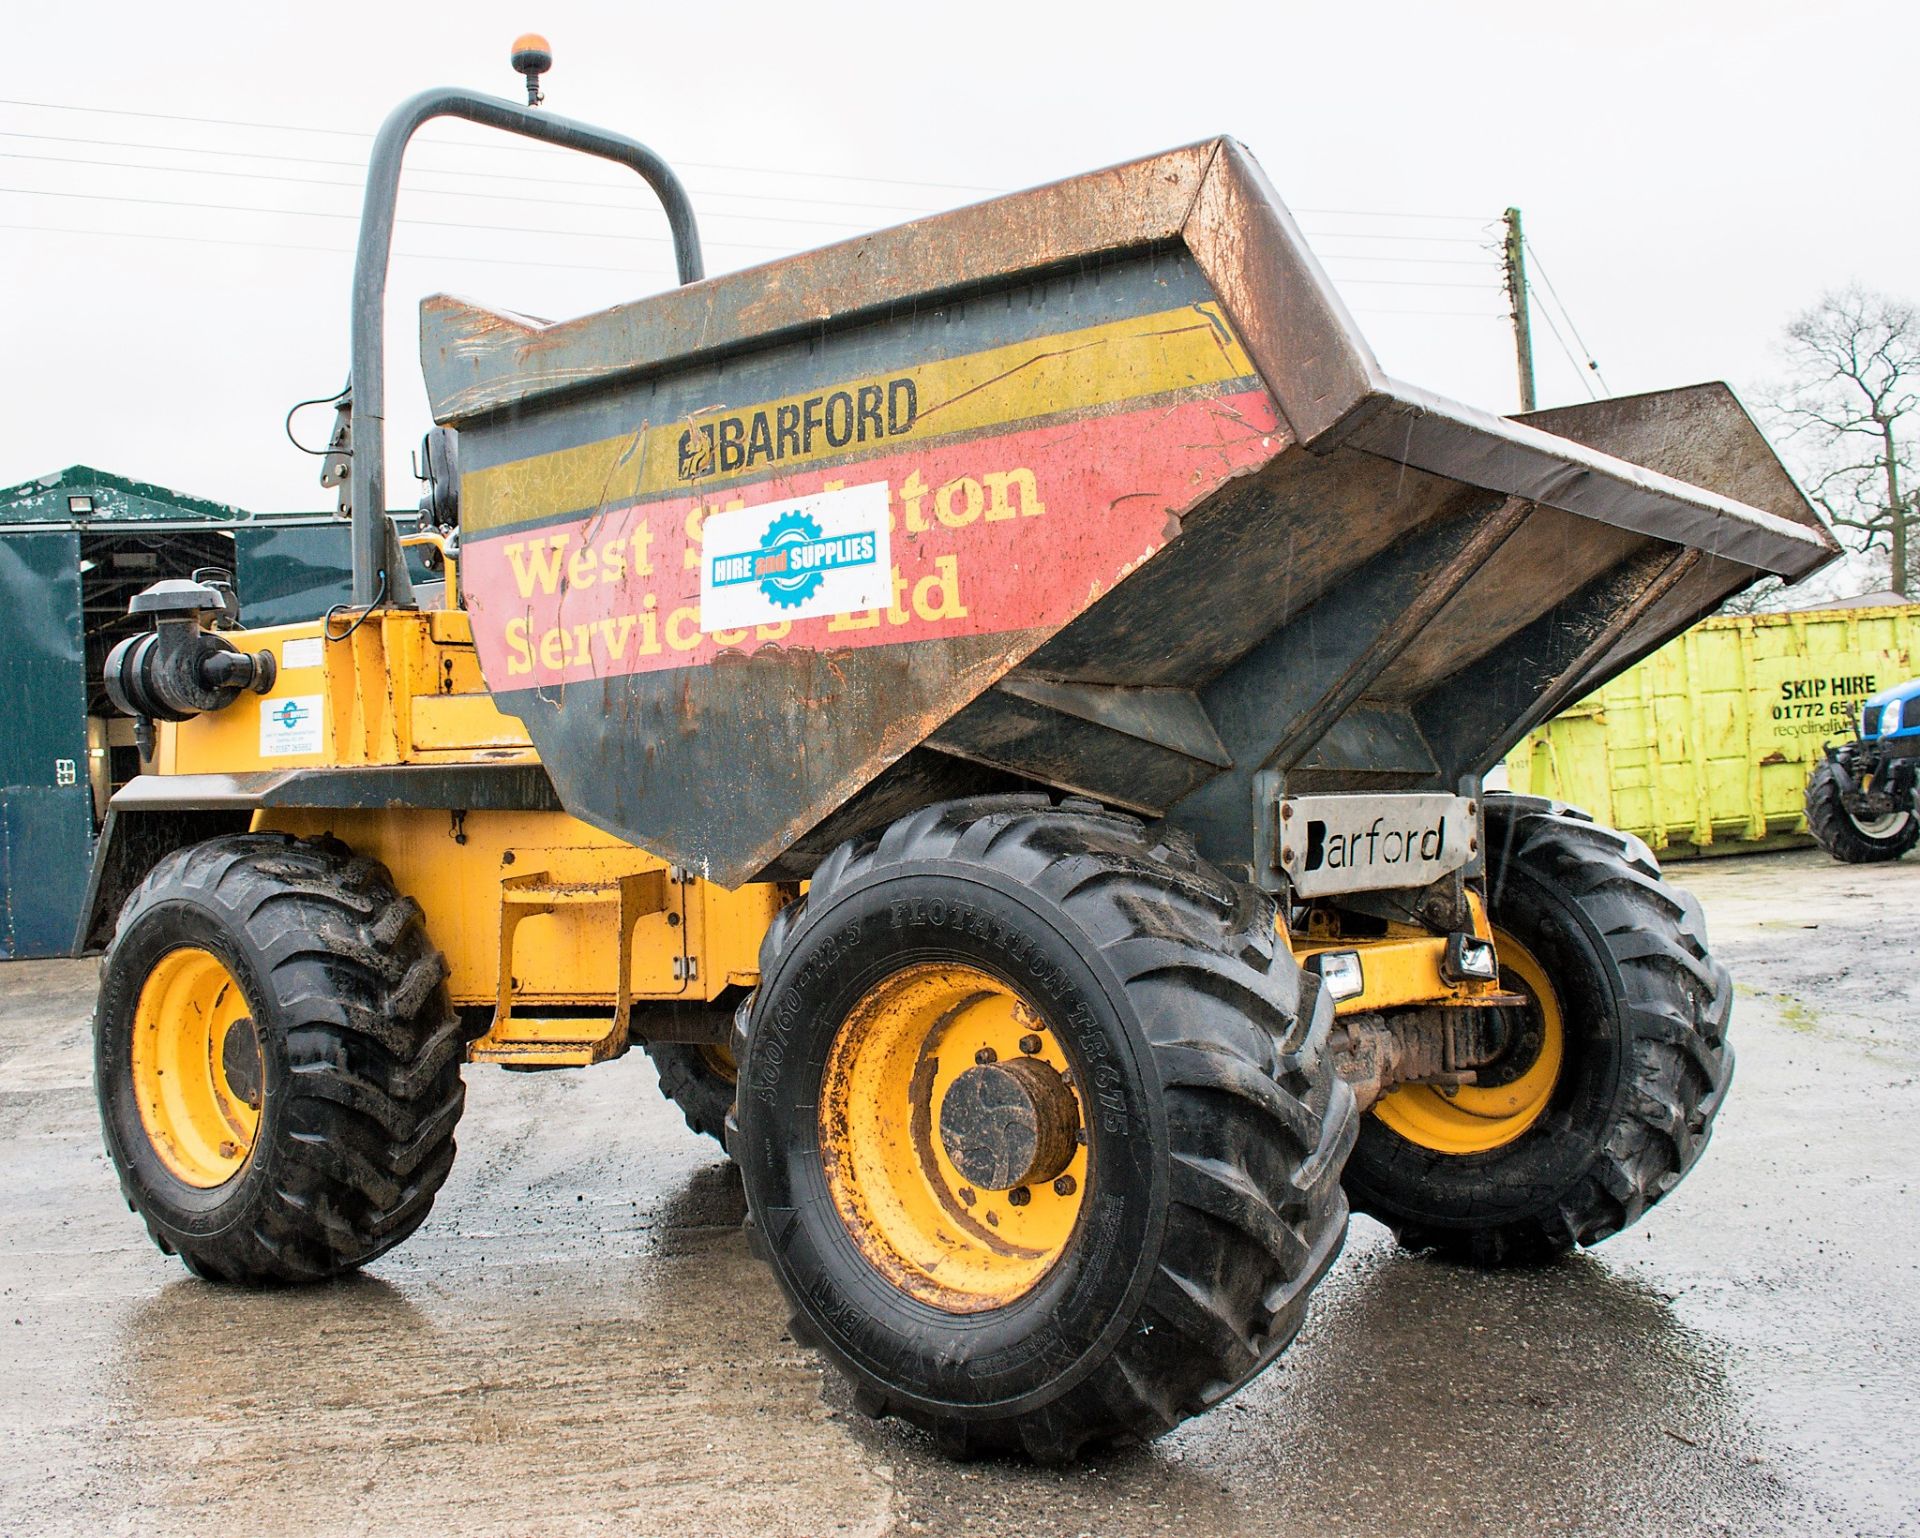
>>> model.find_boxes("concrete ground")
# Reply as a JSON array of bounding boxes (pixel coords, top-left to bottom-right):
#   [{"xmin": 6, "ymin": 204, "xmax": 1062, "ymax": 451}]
[{"xmin": 1, "ymin": 846, "xmax": 1914, "ymax": 1538}]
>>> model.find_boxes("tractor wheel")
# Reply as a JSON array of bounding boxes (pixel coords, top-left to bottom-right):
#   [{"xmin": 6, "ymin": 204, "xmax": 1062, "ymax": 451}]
[
  {"xmin": 94, "ymin": 833, "xmax": 464, "ymax": 1284},
  {"xmin": 1804, "ymin": 757, "xmax": 1918, "ymax": 863},
  {"xmin": 645, "ymin": 1040, "xmax": 737, "ymax": 1147},
  {"xmin": 731, "ymin": 796, "xmax": 1356, "ymax": 1462},
  {"xmin": 1343, "ymin": 796, "xmax": 1732, "ymax": 1267}
]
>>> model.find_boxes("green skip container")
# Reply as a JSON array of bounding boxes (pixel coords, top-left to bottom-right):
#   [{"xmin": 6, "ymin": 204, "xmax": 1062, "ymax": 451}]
[{"xmin": 1504, "ymin": 599, "xmax": 1920, "ymax": 857}]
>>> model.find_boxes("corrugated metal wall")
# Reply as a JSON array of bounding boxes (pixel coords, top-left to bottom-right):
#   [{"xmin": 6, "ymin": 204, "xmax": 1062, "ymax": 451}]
[{"xmin": 0, "ymin": 532, "xmax": 95, "ymax": 956}]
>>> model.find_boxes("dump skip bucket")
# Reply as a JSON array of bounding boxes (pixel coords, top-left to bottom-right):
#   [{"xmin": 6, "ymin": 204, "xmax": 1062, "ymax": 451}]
[{"xmin": 423, "ymin": 138, "xmax": 1835, "ymax": 886}]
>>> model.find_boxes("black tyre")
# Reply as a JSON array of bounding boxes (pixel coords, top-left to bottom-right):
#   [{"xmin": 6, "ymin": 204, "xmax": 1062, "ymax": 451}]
[
  {"xmin": 644, "ymin": 1040, "xmax": 736, "ymax": 1146},
  {"xmin": 1343, "ymin": 796, "xmax": 1732, "ymax": 1267},
  {"xmin": 731, "ymin": 795, "xmax": 1355, "ymax": 1461},
  {"xmin": 1804, "ymin": 757, "xmax": 1918, "ymax": 863},
  {"xmin": 95, "ymin": 833, "xmax": 463, "ymax": 1284}
]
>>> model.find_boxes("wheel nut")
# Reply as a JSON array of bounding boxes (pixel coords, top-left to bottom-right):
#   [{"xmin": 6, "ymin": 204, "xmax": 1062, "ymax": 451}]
[
  {"xmin": 1008, "ymin": 1186, "xmax": 1031, "ymax": 1207},
  {"xmin": 1018, "ymin": 1034, "xmax": 1042, "ymax": 1055},
  {"xmin": 974, "ymin": 1047, "xmax": 997, "ymax": 1064},
  {"xmin": 1053, "ymin": 1174, "xmax": 1076, "ymax": 1196}
]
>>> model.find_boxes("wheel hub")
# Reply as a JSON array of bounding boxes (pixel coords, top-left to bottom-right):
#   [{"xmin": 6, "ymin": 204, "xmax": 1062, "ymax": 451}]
[
  {"xmin": 1373, "ymin": 927, "xmax": 1564, "ymax": 1155},
  {"xmin": 221, "ymin": 1016, "xmax": 263, "ymax": 1109},
  {"xmin": 938, "ymin": 1057, "xmax": 1079, "ymax": 1192},
  {"xmin": 818, "ymin": 962, "xmax": 1089, "ymax": 1312}
]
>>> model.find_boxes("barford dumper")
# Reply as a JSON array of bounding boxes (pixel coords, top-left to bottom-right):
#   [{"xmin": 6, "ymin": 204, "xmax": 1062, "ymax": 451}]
[{"xmin": 82, "ymin": 40, "xmax": 1835, "ymax": 1462}]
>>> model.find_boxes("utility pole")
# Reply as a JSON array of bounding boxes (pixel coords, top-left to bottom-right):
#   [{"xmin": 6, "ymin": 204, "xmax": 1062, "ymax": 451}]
[{"xmin": 1502, "ymin": 207, "xmax": 1537, "ymax": 412}]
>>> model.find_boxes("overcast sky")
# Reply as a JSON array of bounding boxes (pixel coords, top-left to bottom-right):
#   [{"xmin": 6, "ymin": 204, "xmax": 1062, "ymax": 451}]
[{"xmin": 4, "ymin": 1, "xmax": 1914, "ymax": 518}]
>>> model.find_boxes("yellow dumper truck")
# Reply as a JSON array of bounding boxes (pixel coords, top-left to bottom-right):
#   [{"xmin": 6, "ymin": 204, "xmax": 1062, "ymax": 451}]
[{"xmin": 83, "ymin": 44, "xmax": 1835, "ymax": 1461}]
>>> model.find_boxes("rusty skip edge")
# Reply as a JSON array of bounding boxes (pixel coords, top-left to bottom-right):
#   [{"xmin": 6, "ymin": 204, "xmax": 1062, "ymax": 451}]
[{"xmin": 420, "ymin": 138, "xmax": 1836, "ymax": 586}]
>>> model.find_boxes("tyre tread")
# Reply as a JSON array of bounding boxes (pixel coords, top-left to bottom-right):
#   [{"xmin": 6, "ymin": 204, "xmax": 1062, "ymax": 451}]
[
  {"xmin": 1350, "ymin": 795, "xmax": 1732, "ymax": 1265},
  {"xmin": 740, "ymin": 795, "xmax": 1354, "ymax": 1459},
  {"xmin": 98, "ymin": 833, "xmax": 462, "ymax": 1286},
  {"xmin": 1804, "ymin": 757, "xmax": 1919, "ymax": 863}
]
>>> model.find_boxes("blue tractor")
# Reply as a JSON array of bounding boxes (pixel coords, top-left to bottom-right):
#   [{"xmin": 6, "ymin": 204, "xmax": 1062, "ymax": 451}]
[{"xmin": 1806, "ymin": 677, "xmax": 1920, "ymax": 861}]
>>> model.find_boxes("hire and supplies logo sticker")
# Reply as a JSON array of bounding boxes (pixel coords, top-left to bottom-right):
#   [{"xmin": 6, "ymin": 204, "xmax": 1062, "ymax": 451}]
[
  {"xmin": 700, "ymin": 482, "xmax": 891, "ymax": 632},
  {"xmin": 259, "ymin": 694, "xmax": 324, "ymax": 757}
]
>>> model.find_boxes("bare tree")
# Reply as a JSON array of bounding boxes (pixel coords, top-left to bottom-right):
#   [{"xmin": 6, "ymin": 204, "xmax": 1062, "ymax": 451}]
[
  {"xmin": 1715, "ymin": 575, "xmax": 1786, "ymax": 615},
  {"xmin": 1767, "ymin": 285, "xmax": 1920, "ymax": 596}
]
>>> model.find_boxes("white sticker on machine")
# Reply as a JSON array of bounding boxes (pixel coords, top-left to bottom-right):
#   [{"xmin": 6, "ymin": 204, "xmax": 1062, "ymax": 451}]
[
  {"xmin": 280, "ymin": 635, "xmax": 325, "ymax": 671},
  {"xmin": 700, "ymin": 481, "xmax": 892, "ymax": 632},
  {"xmin": 259, "ymin": 694, "xmax": 324, "ymax": 757}
]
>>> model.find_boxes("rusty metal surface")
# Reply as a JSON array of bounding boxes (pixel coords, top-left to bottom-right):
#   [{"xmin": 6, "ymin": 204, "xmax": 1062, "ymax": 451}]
[
  {"xmin": 418, "ymin": 143, "xmax": 1217, "ymax": 423},
  {"xmin": 422, "ymin": 140, "xmax": 1829, "ymax": 583},
  {"xmin": 1517, "ymin": 383, "xmax": 1829, "ymax": 538},
  {"xmin": 421, "ymin": 134, "xmax": 1837, "ymax": 888}
]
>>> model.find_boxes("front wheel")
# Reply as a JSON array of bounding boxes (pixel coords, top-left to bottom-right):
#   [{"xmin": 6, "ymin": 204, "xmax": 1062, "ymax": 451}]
[
  {"xmin": 1343, "ymin": 797, "xmax": 1732, "ymax": 1267},
  {"xmin": 732, "ymin": 797, "xmax": 1356, "ymax": 1461},
  {"xmin": 1805, "ymin": 757, "xmax": 1918, "ymax": 863},
  {"xmin": 94, "ymin": 834, "xmax": 464, "ymax": 1284}
]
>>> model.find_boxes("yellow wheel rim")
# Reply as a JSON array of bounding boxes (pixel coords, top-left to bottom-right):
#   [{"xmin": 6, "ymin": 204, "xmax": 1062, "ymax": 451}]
[
  {"xmin": 819, "ymin": 963, "xmax": 1088, "ymax": 1313},
  {"xmin": 699, "ymin": 1042, "xmax": 737, "ymax": 1082},
  {"xmin": 129, "ymin": 947, "xmax": 263, "ymax": 1188},
  {"xmin": 1373, "ymin": 929, "xmax": 1565, "ymax": 1155}
]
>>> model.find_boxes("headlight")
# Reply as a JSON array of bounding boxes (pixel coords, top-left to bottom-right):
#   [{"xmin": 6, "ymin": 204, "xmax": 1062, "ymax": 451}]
[
  {"xmin": 1307, "ymin": 950, "xmax": 1364, "ymax": 1002},
  {"xmin": 1886, "ymin": 698, "xmax": 1905, "ymax": 735},
  {"xmin": 1441, "ymin": 932, "xmax": 1499, "ymax": 984}
]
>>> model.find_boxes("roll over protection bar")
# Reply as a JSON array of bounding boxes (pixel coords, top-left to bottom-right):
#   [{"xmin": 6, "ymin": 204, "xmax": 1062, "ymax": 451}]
[{"xmin": 346, "ymin": 86, "xmax": 704, "ymax": 605}]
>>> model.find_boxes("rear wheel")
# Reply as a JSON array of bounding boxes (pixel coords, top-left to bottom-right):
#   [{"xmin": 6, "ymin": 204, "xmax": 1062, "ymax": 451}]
[
  {"xmin": 95, "ymin": 833, "xmax": 464, "ymax": 1284},
  {"xmin": 732, "ymin": 796, "xmax": 1355, "ymax": 1461},
  {"xmin": 645, "ymin": 1040, "xmax": 737, "ymax": 1146},
  {"xmin": 1343, "ymin": 796, "xmax": 1732, "ymax": 1266},
  {"xmin": 1805, "ymin": 757, "xmax": 1918, "ymax": 863}
]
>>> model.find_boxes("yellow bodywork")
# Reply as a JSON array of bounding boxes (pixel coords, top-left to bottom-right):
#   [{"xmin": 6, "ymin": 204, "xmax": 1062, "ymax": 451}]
[
  {"xmin": 155, "ymin": 602, "xmax": 1517, "ymax": 1083},
  {"xmin": 161, "ymin": 608, "xmax": 530, "ymax": 775},
  {"xmin": 160, "ymin": 608, "xmax": 783, "ymax": 1067},
  {"xmin": 1291, "ymin": 892, "xmax": 1506, "ymax": 1017},
  {"xmin": 1507, "ymin": 598, "xmax": 1920, "ymax": 857}
]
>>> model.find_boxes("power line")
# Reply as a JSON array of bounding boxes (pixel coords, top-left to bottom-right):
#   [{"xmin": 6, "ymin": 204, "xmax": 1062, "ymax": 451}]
[
  {"xmin": 1523, "ymin": 238, "xmax": 1612, "ymax": 393},
  {"xmin": 10, "ymin": 223, "xmax": 1506, "ymax": 307},
  {"xmin": 0, "ymin": 219, "xmax": 678, "ymax": 276},
  {"xmin": 1325, "ymin": 276, "xmax": 1501, "ymax": 290},
  {"xmin": 0, "ymin": 95, "xmax": 370, "ymax": 138},
  {"xmin": 0, "ymin": 183, "xmax": 795, "ymax": 254},
  {"xmin": 9, "ymin": 223, "xmax": 1519, "ymax": 309},
  {"xmin": 0, "ymin": 127, "xmax": 957, "ymax": 219},
  {"xmin": 0, "ymin": 95, "xmax": 1010, "ymax": 196},
  {"xmin": 2, "ymin": 147, "xmax": 1510, "ymax": 273},
  {"xmin": 1351, "ymin": 308, "xmax": 1508, "ymax": 319},
  {"xmin": 0, "ymin": 131, "xmax": 1510, "ymax": 250},
  {"xmin": 1289, "ymin": 207, "xmax": 1485, "ymax": 223},
  {"xmin": 0, "ymin": 98, "xmax": 1497, "ymax": 229},
  {"xmin": 1304, "ymin": 230, "xmax": 1494, "ymax": 246},
  {"xmin": 0, "ymin": 149, "xmax": 903, "ymax": 235},
  {"xmin": 1313, "ymin": 252, "xmax": 1495, "ymax": 268},
  {"xmin": 1529, "ymin": 295, "xmax": 1600, "ymax": 402},
  {"xmin": 3, "ymin": 185, "xmax": 1505, "ymax": 289}
]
